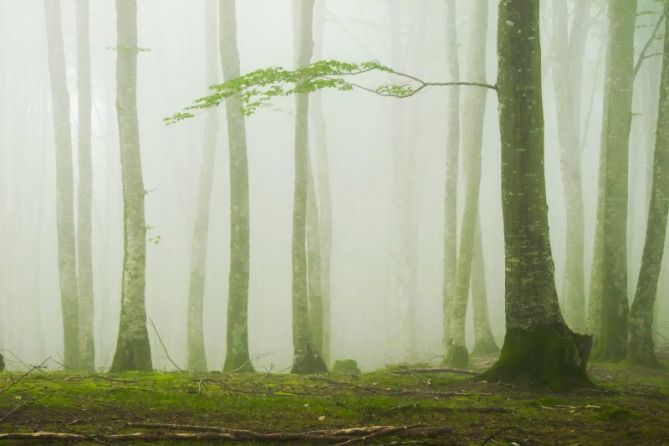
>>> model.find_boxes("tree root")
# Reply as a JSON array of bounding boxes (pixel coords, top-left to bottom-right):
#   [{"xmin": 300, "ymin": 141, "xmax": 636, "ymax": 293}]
[{"xmin": 0, "ymin": 423, "xmax": 456, "ymax": 444}]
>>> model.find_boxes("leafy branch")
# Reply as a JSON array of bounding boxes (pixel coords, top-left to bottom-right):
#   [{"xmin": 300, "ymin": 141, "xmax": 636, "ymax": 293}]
[{"xmin": 165, "ymin": 59, "xmax": 496, "ymax": 124}]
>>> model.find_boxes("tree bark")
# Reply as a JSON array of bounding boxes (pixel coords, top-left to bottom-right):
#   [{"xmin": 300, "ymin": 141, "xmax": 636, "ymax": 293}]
[
  {"xmin": 592, "ymin": 0, "xmax": 637, "ymax": 361},
  {"xmin": 187, "ymin": 0, "xmax": 220, "ymax": 373},
  {"xmin": 44, "ymin": 0, "xmax": 80, "ymax": 370},
  {"xmin": 219, "ymin": 0, "xmax": 254, "ymax": 373},
  {"xmin": 628, "ymin": 0, "xmax": 669, "ymax": 368},
  {"xmin": 110, "ymin": 0, "xmax": 153, "ymax": 373},
  {"xmin": 471, "ymin": 214, "xmax": 498, "ymax": 355},
  {"xmin": 483, "ymin": 0, "xmax": 591, "ymax": 390},
  {"xmin": 291, "ymin": 0, "xmax": 327, "ymax": 374}
]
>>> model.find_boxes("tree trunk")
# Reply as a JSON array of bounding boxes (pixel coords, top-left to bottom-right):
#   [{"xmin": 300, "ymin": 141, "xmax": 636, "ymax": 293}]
[
  {"xmin": 593, "ymin": 0, "xmax": 637, "ymax": 361},
  {"xmin": 446, "ymin": 0, "xmax": 489, "ymax": 368},
  {"xmin": 187, "ymin": 0, "xmax": 220, "ymax": 373},
  {"xmin": 471, "ymin": 214, "xmax": 498, "ymax": 356},
  {"xmin": 628, "ymin": 0, "xmax": 669, "ymax": 368},
  {"xmin": 551, "ymin": 0, "xmax": 590, "ymax": 333},
  {"xmin": 219, "ymin": 0, "xmax": 254, "ymax": 373},
  {"xmin": 291, "ymin": 0, "xmax": 327, "ymax": 374},
  {"xmin": 442, "ymin": 0, "xmax": 460, "ymax": 364},
  {"xmin": 306, "ymin": 167, "xmax": 324, "ymax": 360},
  {"xmin": 75, "ymin": 0, "xmax": 95, "ymax": 372},
  {"xmin": 44, "ymin": 0, "xmax": 80, "ymax": 370},
  {"xmin": 110, "ymin": 0, "xmax": 153, "ymax": 373},
  {"xmin": 311, "ymin": 0, "xmax": 332, "ymax": 365},
  {"xmin": 483, "ymin": 0, "xmax": 591, "ymax": 390}
]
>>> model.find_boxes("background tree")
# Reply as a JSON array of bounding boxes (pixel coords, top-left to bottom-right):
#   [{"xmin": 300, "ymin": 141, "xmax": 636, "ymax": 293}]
[
  {"xmin": 187, "ymin": 0, "xmax": 220, "ymax": 373},
  {"xmin": 220, "ymin": 0, "xmax": 254, "ymax": 373},
  {"xmin": 75, "ymin": 0, "xmax": 96, "ymax": 372},
  {"xmin": 44, "ymin": 0, "xmax": 79, "ymax": 369},
  {"xmin": 110, "ymin": 0, "xmax": 153, "ymax": 372},
  {"xmin": 471, "ymin": 214, "xmax": 498, "ymax": 355}
]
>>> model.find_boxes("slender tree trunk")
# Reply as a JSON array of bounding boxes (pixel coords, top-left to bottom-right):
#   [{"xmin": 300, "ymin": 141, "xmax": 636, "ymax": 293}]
[
  {"xmin": 446, "ymin": 0, "xmax": 489, "ymax": 368},
  {"xmin": 110, "ymin": 0, "xmax": 153, "ymax": 373},
  {"xmin": 442, "ymin": 0, "xmax": 460, "ymax": 363},
  {"xmin": 311, "ymin": 0, "xmax": 332, "ymax": 364},
  {"xmin": 471, "ymin": 214, "xmax": 498, "ymax": 355},
  {"xmin": 291, "ymin": 0, "xmax": 327, "ymax": 374},
  {"xmin": 593, "ymin": 0, "xmax": 637, "ymax": 361},
  {"xmin": 306, "ymin": 167, "xmax": 324, "ymax": 359},
  {"xmin": 187, "ymin": 0, "xmax": 220, "ymax": 373},
  {"xmin": 628, "ymin": 0, "xmax": 669, "ymax": 368},
  {"xmin": 219, "ymin": 0, "xmax": 254, "ymax": 373},
  {"xmin": 75, "ymin": 0, "xmax": 95, "ymax": 372},
  {"xmin": 483, "ymin": 0, "xmax": 591, "ymax": 390},
  {"xmin": 44, "ymin": 0, "xmax": 80, "ymax": 370},
  {"xmin": 551, "ymin": 0, "xmax": 590, "ymax": 333}
]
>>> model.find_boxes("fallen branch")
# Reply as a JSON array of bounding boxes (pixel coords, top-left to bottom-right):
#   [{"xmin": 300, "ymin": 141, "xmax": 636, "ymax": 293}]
[
  {"xmin": 393, "ymin": 367, "xmax": 479, "ymax": 377},
  {"xmin": 148, "ymin": 318, "xmax": 184, "ymax": 372},
  {"xmin": 0, "ymin": 357, "xmax": 50, "ymax": 394},
  {"xmin": 480, "ymin": 426, "xmax": 524, "ymax": 446}
]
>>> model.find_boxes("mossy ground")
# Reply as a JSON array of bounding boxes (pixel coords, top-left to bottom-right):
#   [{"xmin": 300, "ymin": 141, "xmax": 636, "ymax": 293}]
[{"xmin": 0, "ymin": 355, "xmax": 667, "ymax": 445}]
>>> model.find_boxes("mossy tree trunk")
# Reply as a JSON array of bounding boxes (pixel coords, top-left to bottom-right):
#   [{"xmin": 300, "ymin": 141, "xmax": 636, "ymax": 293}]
[
  {"xmin": 483, "ymin": 0, "xmax": 591, "ymax": 391},
  {"xmin": 628, "ymin": 0, "xmax": 669, "ymax": 368},
  {"xmin": 75, "ymin": 0, "xmax": 95, "ymax": 372},
  {"xmin": 44, "ymin": 0, "xmax": 80, "ymax": 370},
  {"xmin": 219, "ymin": 0, "xmax": 254, "ymax": 373},
  {"xmin": 291, "ymin": 0, "xmax": 327, "ymax": 374},
  {"xmin": 442, "ymin": 0, "xmax": 460, "ymax": 363},
  {"xmin": 471, "ymin": 215, "xmax": 498, "ymax": 356},
  {"xmin": 592, "ymin": 0, "xmax": 637, "ymax": 361},
  {"xmin": 187, "ymin": 0, "xmax": 220, "ymax": 373},
  {"xmin": 550, "ymin": 0, "xmax": 590, "ymax": 333},
  {"xmin": 446, "ymin": 0, "xmax": 489, "ymax": 368},
  {"xmin": 110, "ymin": 0, "xmax": 153, "ymax": 373}
]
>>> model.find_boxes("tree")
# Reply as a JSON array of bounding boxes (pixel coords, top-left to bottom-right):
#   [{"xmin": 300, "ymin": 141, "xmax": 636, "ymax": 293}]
[
  {"xmin": 291, "ymin": 0, "xmax": 327, "ymax": 374},
  {"xmin": 75, "ymin": 0, "xmax": 96, "ymax": 372},
  {"xmin": 550, "ymin": 0, "xmax": 591, "ymax": 333},
  {"xmin": 44, "ymin": 0, "xmax": 79, "ymax": 370},
  {"xmin": 446, "ymin": 0, "xmax": 491, "ymax": 367},
  {"xmin": 591, "ymin": 0, "xmax": 638, "ymax": 361},
  {"xmin": 110, "ymin": 0, "xmax": 153, "ymax": 373},
  {"xmin": 187, "ymin": 0, "xmax": 220, "ymax": 373},
  {"xmin": 628, "ymin": 0, "xmax": 669, "ymax": 368},
  {"xmin": 481, "ymin": 0, "xmax": 591, "ymax": 389},
  {"xmin": 219, "ymin": 0, "xmax": 254, "ymax": 373},
  {"xmin": 471, "ymin": 214, "xmax": 498, "ymax": 355}
]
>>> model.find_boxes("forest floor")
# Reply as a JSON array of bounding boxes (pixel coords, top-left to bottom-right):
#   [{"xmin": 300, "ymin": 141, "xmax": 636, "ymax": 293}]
[{"xmin": 0, "ymin": 354, "xmax": 667, "ymax": 445}]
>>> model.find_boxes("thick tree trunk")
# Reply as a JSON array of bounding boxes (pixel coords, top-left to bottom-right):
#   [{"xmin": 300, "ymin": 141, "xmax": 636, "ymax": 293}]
[
  {"xmin": 44, "ymin": 0, "xmax": 80, "ymax": 370},
  {"xmin": 187, "ymin": 0, "xmax": 220, "ymax": 373},
  {"xmin": 291, "ymin": 0, "xmax": 327, "ymax": 374},
  {"xmin": 483, "ymin": 0, "xmax": 591, "ymax": 390},
  {"xmin": 442, "ymin": 0, "xmax": 460, "ymax": 363},
  {"xmin": 219, "ymin": 0, "xmax": 254, "ymax": 373},
  {"xmin": 593, "ymin": 0, "xmax": 637, "ymax": 361},
  {"xmin": 110, "ymin": 0, "xmax": 153, "ymax": 373},
  {"xmin": 551, "ymin": 0, "xmax": 589, "ymax": 333},
  {"xmin": 471, "ymin": 215, "xmax": 498, "ymax": 356},
  {"xmin": 628, "ymin": 0, "xmax": 669, "ymax": 368},
  {"xmin": 311, "ymin": 0, "xmax": 332, "ymax": 364},
  {"xmin": 446, "ymin": 0, "xmax": 489, "ymax": 368},
  {"xmin": 75, "ymin": 0, "xmax": 95, "ymax": 372}
]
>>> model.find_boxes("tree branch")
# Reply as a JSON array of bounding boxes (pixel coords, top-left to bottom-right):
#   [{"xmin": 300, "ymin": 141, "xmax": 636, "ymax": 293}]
[{"xmin": 634, "ymin": 11, "xmax": 666, "ymax": 79}]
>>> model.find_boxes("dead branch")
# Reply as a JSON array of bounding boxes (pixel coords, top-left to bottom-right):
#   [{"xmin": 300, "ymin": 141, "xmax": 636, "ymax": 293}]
[
  {"xmin": 393, "ymin": 367, "xmax": 479, "ymax": 377},
  {"xmin": 148, "ymin": 318, "xmax": 184, "ymax": 372},
  {"xmin": 480, "ymin": 426, "xmax": 524, "ymax": 446},
  {"xmin": 0, "ymin": 357, "xmax": 50, "ymax": 394},
  {"xmin": 333, "ymin": 424, "xmax": 424, "ymax": 446}
]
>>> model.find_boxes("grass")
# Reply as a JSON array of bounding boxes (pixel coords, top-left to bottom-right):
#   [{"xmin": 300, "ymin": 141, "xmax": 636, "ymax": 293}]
[{"xmin": 0, "ymin": 355, "xmax": 667, "ymax": 445}]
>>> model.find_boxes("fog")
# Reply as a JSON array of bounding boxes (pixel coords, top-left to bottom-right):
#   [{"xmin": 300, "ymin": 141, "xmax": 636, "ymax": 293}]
[{"xmin": 0, "ymin": 0, "xmax": 667, "ymax": 373}]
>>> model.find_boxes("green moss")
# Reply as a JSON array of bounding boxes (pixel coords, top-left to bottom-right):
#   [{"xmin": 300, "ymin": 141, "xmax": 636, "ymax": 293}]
[
  {"xmin": 332, "ymin": 359, "xmax": 361, "ymax": 376},
  {"xmin": 446, "ymin": 344, "xmax": 469, "ymax": 368}
]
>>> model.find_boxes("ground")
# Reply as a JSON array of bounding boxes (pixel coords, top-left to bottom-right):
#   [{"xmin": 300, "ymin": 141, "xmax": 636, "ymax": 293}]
[{"xmin": 0, "ymin": 354, "xmax": 667, "ymax": 445}]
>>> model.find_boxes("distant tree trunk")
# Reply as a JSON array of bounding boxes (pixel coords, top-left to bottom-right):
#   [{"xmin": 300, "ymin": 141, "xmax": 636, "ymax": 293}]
[
  {"xmin": 483, "ymin": 0, "xmax": 591, "ymax": 390},
  {"xmin": 446, "ymin": 0, "xmax": 489, "ymax": 368},
  {"xmin": 291, "ymin": 0, "xmax": 327, "ymax": 374},
  {"xmin": 75, "ymin": 0, "xmax": 95, "ymax": 372},
  {"xmin": 628, "ymin": 0, "xmax": 669, "ymax": 368},
  {"xmin": 471, "ymin": 214, "xmax": 498, "ymax": 355},
  {"xmin": 592, "ymin": 0, "xmax": 637, "ymax": 361},
  {"xmin": 44, "ymin": 0, "xmax": 80, "ymax": 370},
  {"xmin": 306, "ymin": 168, "xmax": 324, "ymax": 359},
  {"xmin": 311, "ymin": 0, "xmax": 332, "ymax": 364},
  {"xmin": 109, "ymin": 0, "xmax": 153, "ymax": 373},
  {"xmin": 442, "ymin": 0, "xmax": 460, "ymax": 363},
  {"xmin": 219, "ymin": 0, "xmax": 254, "ymax": 373},
  {"xmin": 551, "ymin": 0, "xmax": 590, "ymax": 333},
  {"xmin": 187, "ymin": 0, "xmax": 220, "ymax": 373}
]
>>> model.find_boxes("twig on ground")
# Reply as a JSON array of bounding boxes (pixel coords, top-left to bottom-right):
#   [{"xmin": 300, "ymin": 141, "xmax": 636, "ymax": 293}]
[
  {"xmin": 0, "ymin": 357, "xmax": 50, "ymax": 394},
  {"xmin": 393, "ymin": 367, "xmax": 479, "ymax": 377},
  {"xmin": 480, "ymin": 426, "xmax": 523, "ymax": 446},
  {"xmin": 0, "ymin": 401, "xmax": 28, "ymax": 422}
]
